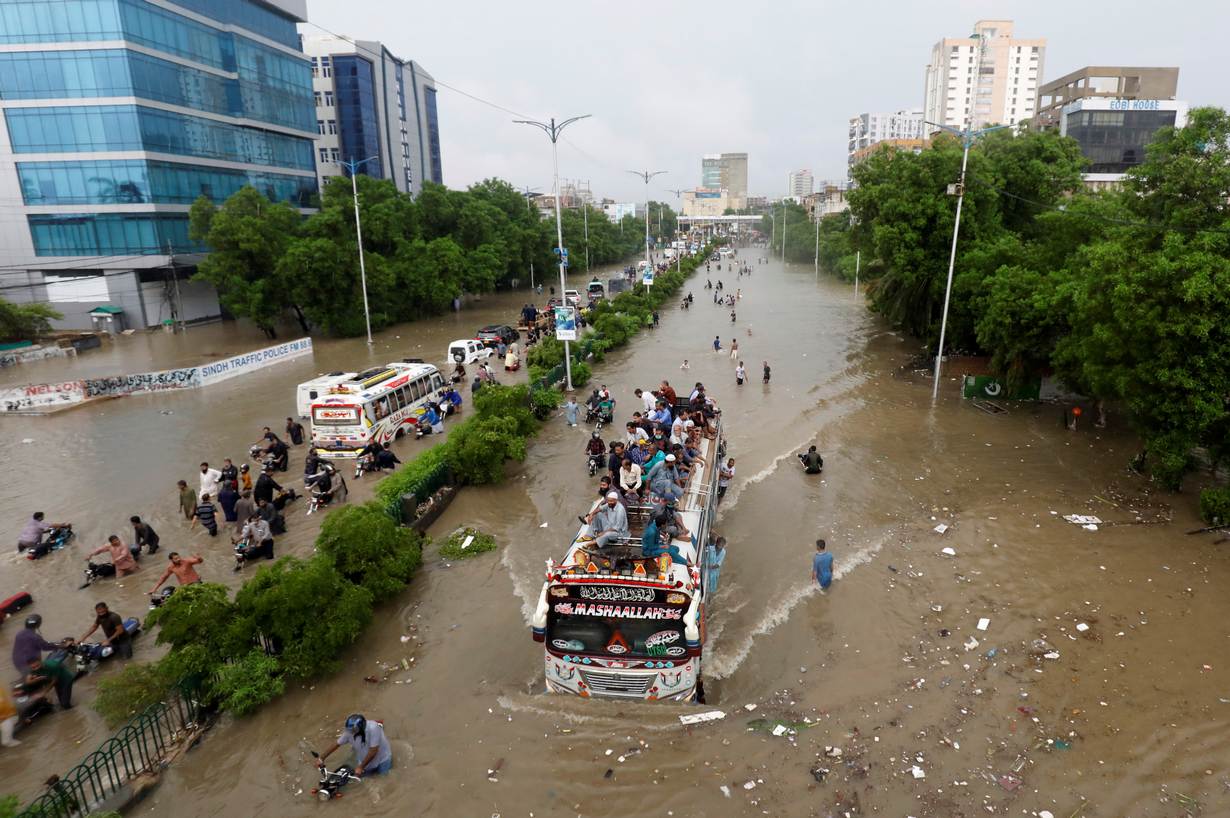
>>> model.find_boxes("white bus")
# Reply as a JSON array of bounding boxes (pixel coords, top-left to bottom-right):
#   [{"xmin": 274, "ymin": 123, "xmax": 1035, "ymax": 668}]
[
  {"xmin": 309, "ymin": 362, "xmax": 445, "ymax": 459},
  {"xmin": 531, "ymin": 398, "xmax": 723, "ymax": 702},
  {"xmin": 296, "ymin": 371, "xmax": 357, "ymax": 418}
]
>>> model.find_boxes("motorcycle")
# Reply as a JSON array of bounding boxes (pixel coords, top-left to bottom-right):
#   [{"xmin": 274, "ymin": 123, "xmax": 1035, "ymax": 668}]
[
  {"xmin": 354, "ymin": 454, "xmax": 380, "ymax": 479},
  {"xmin": 310, "ymin": 751, "xmax": 362, "ymax": 801},
  {"xmin": 587, "ymin": 452, "xmax": 604, "ymax": 478},
  {"xmin": 70, "ymin": 618, "xmax": 140, "ymax": 671},
  {"xmin": 1, "ymin": 591, "xmax": 33, "ymax": 622},
  {"xmin": 24, "ymin": 525, "xmax": 74, "ymax": 560},
  {"xmin": 148, "ymin": 586, "xmax": 175, "ymax": 611},
  {"xmin": 80, "ymin": 560, "xmax": 117, "ymax": 589}
]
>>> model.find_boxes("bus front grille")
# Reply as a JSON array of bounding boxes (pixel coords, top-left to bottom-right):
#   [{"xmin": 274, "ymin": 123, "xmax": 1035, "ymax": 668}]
[{"xmin": 580, "ymin": 669, "xmax": 654, "ymax": 697}]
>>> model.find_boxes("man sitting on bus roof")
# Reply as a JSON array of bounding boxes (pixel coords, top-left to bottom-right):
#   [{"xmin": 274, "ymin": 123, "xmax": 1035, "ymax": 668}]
[
  {"xmin": 586, "ymin": 492, "xmax": 629, "ymax": 548},
  {"xmin": 641, "ymin": 513, "xmax": 685, "ymax": 564}
]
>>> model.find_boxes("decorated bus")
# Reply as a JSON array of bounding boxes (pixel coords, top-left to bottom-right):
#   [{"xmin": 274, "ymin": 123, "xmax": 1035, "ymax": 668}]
[
  {"xmin": 531, "ymin": 400, "xmax": 723, "ymax": 702},
  {"xmin": 309, "ymin": 361, "xmax": 445, "ymax": 458}
]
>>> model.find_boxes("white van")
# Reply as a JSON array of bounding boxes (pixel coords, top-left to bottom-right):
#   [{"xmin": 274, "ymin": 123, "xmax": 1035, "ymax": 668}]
[
  {"xmin": 448, "ymin": 338, "xmax": 494, "ymax": 366},
  {"xmin": 564, "ymin": 289, "xmax": 581, "ymax": 306},
  {"xmin": 296, "ymin": 371, "xmax": 357, "ymax": 418}
]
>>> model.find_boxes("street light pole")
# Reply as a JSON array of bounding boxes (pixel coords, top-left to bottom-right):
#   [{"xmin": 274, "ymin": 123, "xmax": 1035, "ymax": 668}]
[
  {"xmin": 813, "ymin": 201, "xmax": 820, "ymax": 274},
  {"xmin": 781, "ymin": 199, "xmax": 787, "ymax": 262},
  {"xmin": 925, "ymin": 118, "xmax": 1009, "ymax": 401},
  {"xmin": 339, "ymin": 155, "xmax": 380, "ymax": 347},
  {"xmin": 583, "ymin": 201, "xmax": 590, "ymax": 273},
  {"xmin": 628, "ymin": 169, "xmax": 667, "ymax": 286},
  {"xmin": 522, "ymin": 184, "xmax": 540, "ymax": 291},
  {"xmin": 854, "ymin": 250, "xmax": 860, "ymax": 298},
  {"xmin": 515, "ymin": 115, "xmax": 591, "ymax": 391}
]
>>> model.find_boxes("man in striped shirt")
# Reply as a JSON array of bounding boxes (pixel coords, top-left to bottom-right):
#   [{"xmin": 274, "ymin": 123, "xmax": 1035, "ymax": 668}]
[{"xmin": 191, "ymin": 494, "xmax": 218, "ymax": 537}]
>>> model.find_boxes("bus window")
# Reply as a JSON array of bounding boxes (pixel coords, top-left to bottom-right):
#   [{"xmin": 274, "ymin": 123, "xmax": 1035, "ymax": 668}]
[
  {"xmin": 410, "ymin": 379, "xmax": 423, "ymax": 401},
  {"xmin": 375, "ymin": 397, "xmax": 390, "ymax": 419},
  {"xmin": 396, "ymin": 386, "xmax": 410, "ymax": 409},
  {"xmin": 418, "ymin": 377, "xmax": 430, "ymax": 399},
  {"xmin": 432, "ymin": 374, "xmax": 444, "ymax": 390},
  {"xmin": 389, "ymin": 389, "xmax": 403, "ymax": 412}
]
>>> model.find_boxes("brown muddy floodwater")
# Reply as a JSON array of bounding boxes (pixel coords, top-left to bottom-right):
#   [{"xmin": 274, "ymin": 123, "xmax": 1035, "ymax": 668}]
[{"xmin": 3, "ymin": 254, "xmax": 1229, "ymax": 818}]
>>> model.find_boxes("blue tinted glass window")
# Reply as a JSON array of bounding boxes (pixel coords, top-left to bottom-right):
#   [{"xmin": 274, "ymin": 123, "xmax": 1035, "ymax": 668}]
[
  {"xmin": 424, "ymin": 85, "xmax": 442, "ymax": 184},
  {"xmin": 234, "ymin": 39, "xmax": 314, "ymax": 131},
  {"xmin": 17, "ymin": 159, "xmax": 316, "ymax": 207},
  {"xmin": 333, "ymin": 55, "xmax": 381, "ymax": 176},
  {"xmin": 6, "ymin": 105, "xmax": 315, "ymax": 171},
  {"xmin": 28, "ymin": 213, "xmax": 202, "ymax": 255},
  {"xmin": 166, "ymin": 0, "xmax": 299, "ymax": 49}
]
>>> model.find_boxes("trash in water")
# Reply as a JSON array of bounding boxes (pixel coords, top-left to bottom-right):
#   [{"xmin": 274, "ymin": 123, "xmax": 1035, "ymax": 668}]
[
  {"xmin": 21, "ymin": 438, "xmax": 34, "ymax": 444},
  {"xmin": 743, "ymin": 780, "xmax": 757, "ymax": 790},
  {"xmin": 985, "ymin": 648, "xmax": 999, "ymax": 659},
  {"xmin": 749, "ymin": 718, "xmax": 813, "ymax": 734},
  {"xmin": 771, "ymin": 724, "xmax": 787, "ymax": 737},
  {"xmin": 1054, "ymin": 739, "xmax": 1071, "ymax": 750},
  {"xmin": 1063, "ymin": 514, "xmax": 1102, "ymax": 526},
  {"xmin": 743, "ymin": 703, "xmax": 758, "ymax": 712},
  {"xmin": 998, "ymin": 774, "xmax": 1022, "ymax": 791},
  {"xmin": 487, "ymin": 758, "xmax": 504, "ymax": 782},
  {"xmin": 976, "ymin": 617, "xmax": 991, "ymax": 631},
  {"xmin": 1076, "ymin": 622, "xmax": 1090, "ymax": 632},
  {"xmin": 719, "ymin": 785, "xmax": 731, "ymax": 797},
  {"xmin": 939, "ymin": 628, "xmax": 951, "ymax": 637},
  {"xmin": 539, "ymin": 522, "xmax": 548, "ymax": 528},
  {"xmin": 1044, "ymin": 651, "xmax": 1061, "ymax": 660},
  {"xmin": 931, "ymin": 604, "xmax": 943, "ymax": 612},
  {"xmin": 964, "ymin": 637, "xmax": 980, "ymax": 651},
  {"xmin": 1039, "ymin": 812, "xmax": 1055, "ymax": 818},
  {"xmin": 934, "ymin": 524, "xmax": 949, "ymax": 535},
  {"xmin": 603, "ymin": 768, "xmax": 613, "ymax": 779},
  {"xmin": 810, "ymin": 767, "xmax": 829, "ymax": 783},
  {"xmin": 824, "ymin": 746, "xmax": 843, "ymax": 758},
  {"xmin": 941, "ymin": 546, "xmax": 956, "ymax": 556},
  {"xmin": 460, "ymin": 534, "xmax": 475, "ymax": 550},
  {"xmin": 679, "ymin": 710, "xmax": 726, "ymax": 726},
  {"xmin": 910, "ymin": 765, "xmax": 926, "ymax": 779},
  {"xmin": 363, "ymin": 675, "xmax": 380, "ymax": 684},
  {"xmin": 888, "ymin": 565, "xmax": 898, "ymax": 573}
]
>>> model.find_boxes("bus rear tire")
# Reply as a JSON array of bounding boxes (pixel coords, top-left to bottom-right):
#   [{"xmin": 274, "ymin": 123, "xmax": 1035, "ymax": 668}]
[{"xmin": 394, "ymin": 428, "xmax": 404, "ymax": 440}]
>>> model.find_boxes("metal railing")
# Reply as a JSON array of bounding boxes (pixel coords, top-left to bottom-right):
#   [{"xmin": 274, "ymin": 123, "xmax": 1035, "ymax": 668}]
[{"xmin": 18, "ymin": 679, "xmax": 206, "ymax": 818}]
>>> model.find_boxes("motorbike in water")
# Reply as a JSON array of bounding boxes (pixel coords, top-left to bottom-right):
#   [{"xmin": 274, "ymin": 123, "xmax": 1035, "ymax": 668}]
[
  {"xmin": 148, "ymin": 586, "xmax": 175, "ymax": 611},
  {"xmin": 587, "ymin": 452, "xmax": 604, "ymax": 478},
  {"xmin": 310, "ymin": 751, "xmax": 362, "ymax": 801},
  {"xmin": 1, "ymin": 591, "xmax": 34, "ymax": 622},
  {"xmin": 354, "ymin": 454, "xmax": 380, "ymax": 479},
  {"xmin": 70, "ymin": 618, "xmax": 141, "ymax": 672},
  {"xmin": 24, "ymin": 525, "xmax": 74, "ymax": 560},
  {"xmin": 79, "ymin": 560, "xmax": 119, "ymax": 589}
]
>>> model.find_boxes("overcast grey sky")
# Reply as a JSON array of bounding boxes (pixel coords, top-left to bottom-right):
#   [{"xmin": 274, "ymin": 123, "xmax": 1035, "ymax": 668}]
[{"xmin": 303, "ymin": 0, "xmax": 1228, "ymax": 203}]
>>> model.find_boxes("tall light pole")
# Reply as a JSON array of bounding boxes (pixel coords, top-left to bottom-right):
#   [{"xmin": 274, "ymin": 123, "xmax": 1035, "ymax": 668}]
[
  {"xmin": 780, "ymin": 199, "xmax": 788, "ymax": 262},
  {"xmin": 925, "ymin": 118, "xmax": 1009, "ymax": 400},
  {"xmin": 521, "ymin": 184, "xmax": 540, "ymax": 291},
  {"xmin": 628, "ymin": 169, "xmax": 667, "ymax": 284},
  {"xmin": 583, "ymin": 199, "xmax": 590, "ymax": 273},
  {"xmin": 514, "ymin": 115, "xmax": 591, "ymax": 391},
  {"xmin": 813, "ymin": 198, "xmax": 821, "ymax": 274},
  {"xmin": 339, "ymin": 155, "xmax": 380, "ymax": 346}
]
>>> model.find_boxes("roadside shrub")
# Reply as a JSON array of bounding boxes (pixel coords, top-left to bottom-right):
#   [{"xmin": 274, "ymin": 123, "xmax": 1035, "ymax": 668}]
[
  {"xmin": 529, "ymin": 385, "xmax": 563, "ymax": 420},
  {"xmin": 93, "ymin": 658, "xmax": 180, "ymax": 727},
  {"xmin": 474, "ymin": 383, "xmax": 539, "ymax": 436},
  {"xmin": 316, "ymin": 503, "xmax": 424, "ymax": 601},
  {"xmin": 438, "ymin": 527, "xmax": 498, "ymax": 560},
  {"xmin": 527, "ymin": 336, "xmax": 565, "ymax": 380},
  {"xmin": 1200, "ymin": 486, "xmax": 1230, "ymax": 526},
  {"xmin": 212, "ymin": 651, "xmax": 285, "ymax": 715},
  {"xmin": 374, "ymin": 443, "xmax": 450, "ymax": 506},
  {"xmin": 448, "ymin": 414, "xmax": 528, "ymax": 483},
  {"xmin": 570, "ymin": 360, "xmax": 592, "ymax": 388},
  {"xmin": 147, "ymin": 582, "xmax": 247, "ymax": 659},
  {"xmin": 232, "ymin": 557, "xmax": 373, "ymax": 678}
]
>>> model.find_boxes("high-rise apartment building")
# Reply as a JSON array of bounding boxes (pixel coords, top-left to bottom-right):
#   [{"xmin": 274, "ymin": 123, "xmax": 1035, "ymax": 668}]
[
  {"xmin": 701, "ymin": 154, "xmax": 722, "ymax": 189},
  {"xmin": 302, "ymin": 35, "xmax": 442, "ymax": 195},
  {"xmin": 923, "ymin": 20, "xmax": 1045, "ymax": 132},
  {"xmin": 847, "ymin": 108, "xmax": 925, "ymax": 173},
  {"xmin": 0, "ymin": 0, "xmax": 319, "ymax": 329},
  {"xmin": 788, "ymin": 169, "xmax": 814, "ymax": 198}
]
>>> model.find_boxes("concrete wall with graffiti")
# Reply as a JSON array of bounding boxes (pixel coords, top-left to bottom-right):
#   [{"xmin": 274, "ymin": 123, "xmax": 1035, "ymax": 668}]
[{"xmin": 0, "ymin": 338, "xmax": 313, "ymax": 414}]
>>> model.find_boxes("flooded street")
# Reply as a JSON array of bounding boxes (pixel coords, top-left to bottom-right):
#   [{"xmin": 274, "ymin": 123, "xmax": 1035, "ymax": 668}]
[{"xmin": 5, "ymin": 253, "xmax": 1229, "ymax": 817}]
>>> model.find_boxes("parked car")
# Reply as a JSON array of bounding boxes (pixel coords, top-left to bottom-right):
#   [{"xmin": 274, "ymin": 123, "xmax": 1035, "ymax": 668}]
[
  {"xmin": 476, "ymin": 324, "xmax": 519, "ymax": 347},
  {"xmin": 448, "ymin": 339, "xmax": 495, "ymax": 365},
  {"xmin": 564, "ymin": 289, "xmax": 581, "ymax": 307}
]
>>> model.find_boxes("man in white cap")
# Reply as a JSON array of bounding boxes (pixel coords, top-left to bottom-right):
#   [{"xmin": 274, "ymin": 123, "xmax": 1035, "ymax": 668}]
[
  {"xmin": 586, "ymin": 491, "xmax": 630, "ymax": 548},
  {"xmin": 647, "ymin": 454, "xmax": 685, "ymax": 503}
]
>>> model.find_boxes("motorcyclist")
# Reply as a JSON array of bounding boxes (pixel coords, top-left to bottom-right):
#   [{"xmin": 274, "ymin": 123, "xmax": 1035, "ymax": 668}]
[
  {"xmin": 357, "ymin": 439, "xmax": 382, "ymax": 473},
  {"xmin": 77, "ymin": 602, "xmax": 132, "ymax": 660},
  {"xmin": 303, "ymin": 448, "xmax": 322, "ymax": 486},
  {"xmin": 375, "ymin": 444, "xmax": 401, "ymax": 471},
  {"xmin": 451, "ymin": 362, "xmax": 466, "ymax": 384},
  {"xmin": 441, "ymin": 387, "xmax": 463, "ymax": 414},
  {"xmin": 17, "ymin": 512, "xmax": 69, "ymax": 554},
  {"xmin": 317, "ymin": 714, "xmax": 393, "ymax": 778},
  {"xmin": 11, "ymin": 615, "xmax": 68, "ymax": 677},
  {"xmin": 585, "ymin": 432, "xmax": 606, "ymax": 470},
  {"xmin": 597, "ymin": 395, "xmax": 616, "ymax": 425},
  {"xmin": 418, "ymin": 405, "xmax": 440, "ymax": 437},
  {"xmin": 311, "ymin": 465, "xmax": 342, "ymax": 507},
  {"xmin": 266, "ymin": 437, "xmax": 290, "ymax": 472}
]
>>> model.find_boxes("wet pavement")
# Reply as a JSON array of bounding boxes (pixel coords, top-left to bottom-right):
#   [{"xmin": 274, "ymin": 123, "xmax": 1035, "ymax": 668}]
[{"xmin": 3, "ymin": 252, "xmax": 1228, "ymax": 817}]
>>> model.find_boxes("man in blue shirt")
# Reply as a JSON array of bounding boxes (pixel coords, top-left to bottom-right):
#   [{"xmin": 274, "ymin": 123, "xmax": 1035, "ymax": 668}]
[{"xmin": 811, "ymin": 539, "xmax": 833, "ymax": 590}]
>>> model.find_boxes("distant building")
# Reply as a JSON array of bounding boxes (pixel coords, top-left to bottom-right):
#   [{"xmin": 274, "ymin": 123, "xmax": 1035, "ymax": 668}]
[
  {"xmin": 788, "ymin": 170, "xmax": 814, "ymax": 198},
  {"xmin": 303, "ymin": 35, "xmax": 442, "ymax": 195},
  {"xmin": 602, "ymin": 202, "xmax": 638, "ymax": 222},
  {"xmin": 804, "ymin": 182, "xmax": 851, "ymax": 222},
  {"xmin": 682, "ymin": 189, "xmax": 730, "ymax": 218},
  {"xmin": 700, "ymin": 152, "xmax": 748, "ymax": 204},
  {"xmin": 0, "ymin": 0, "xmax": 318, "ymax": 330},
  {"xmin": 744, "ymin": 196, "xmax": 768, "ymax": 212},
  {"xmin": 849, "ymin": 138, "xmax": 930, "ymax": 175},
  {"xmin": 1035, "ymin": 67, "xmax": 1185, "ymax": 187},
  {"xmin": 848, "ymin": 109, "xmax": 925, "ymax": 175},
  {"xmin": 923, "ymin": 19, "xmax": 1045, "ymax": 132}
]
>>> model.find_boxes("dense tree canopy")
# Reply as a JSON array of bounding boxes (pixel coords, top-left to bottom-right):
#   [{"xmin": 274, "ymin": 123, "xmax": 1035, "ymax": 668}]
[{"xmin": 814, "ymin": 107, "xmax": 1230, "ymax": 489}]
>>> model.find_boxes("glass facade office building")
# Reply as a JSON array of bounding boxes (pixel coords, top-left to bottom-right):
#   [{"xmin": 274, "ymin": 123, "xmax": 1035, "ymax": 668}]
[{"xmin": 0, "ymin": 0, "xmax": 317, "ymax": 260}]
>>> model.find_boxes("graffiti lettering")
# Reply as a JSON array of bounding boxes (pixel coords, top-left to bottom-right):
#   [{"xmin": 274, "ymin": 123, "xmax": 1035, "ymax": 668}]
[
  {"xmin": 84, "ymin": 368, "xmax": 200, "ymax": 397},
  {"xmin": 577, "ymin": 585, "xmax": 655, "ymax": 603}
]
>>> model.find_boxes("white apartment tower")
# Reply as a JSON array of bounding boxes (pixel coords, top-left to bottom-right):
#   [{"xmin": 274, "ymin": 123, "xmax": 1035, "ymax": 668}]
[
  {"xmin": 787, "ymin": 169, "xmax": 814, "ymax": 198},
  {"xmin": 923, "ymin": 20, "xmax": 1045, "ymax": 131}
]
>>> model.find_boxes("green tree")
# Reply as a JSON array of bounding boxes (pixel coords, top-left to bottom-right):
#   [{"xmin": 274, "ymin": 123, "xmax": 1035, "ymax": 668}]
[
  {"xmin": 315, "ymin": 504, "xmax": 424, "ymax": 602},
  {"xmin": 189, "ymin": 187, "xmax": 303, "ymax": 337},
  {"xmin": 0, "ymin": 298, "xmax": 61, "ymax": 340}
]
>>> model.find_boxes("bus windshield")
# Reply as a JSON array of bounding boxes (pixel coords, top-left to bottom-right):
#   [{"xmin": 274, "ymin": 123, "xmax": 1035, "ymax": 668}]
[
  {"xmin": 312, "ymin": 405, "xmax": 361, "ymax": 426},
  {"xmin": 548, "ymin": 616, "xmax": 687, "ymax": 659}
]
